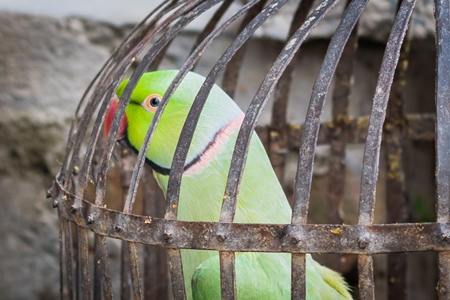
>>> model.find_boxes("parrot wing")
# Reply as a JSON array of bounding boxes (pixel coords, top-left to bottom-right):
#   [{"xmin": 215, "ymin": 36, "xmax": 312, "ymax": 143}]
[{"xmin": 192, "ymin": 253, "xmax": 352, "ymax": 300}]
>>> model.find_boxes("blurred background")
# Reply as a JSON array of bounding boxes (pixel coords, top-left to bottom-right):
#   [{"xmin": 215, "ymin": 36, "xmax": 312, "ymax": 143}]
[{"xmin": 0, "ymin": 0, "xmax": 437, "ymax": 299}]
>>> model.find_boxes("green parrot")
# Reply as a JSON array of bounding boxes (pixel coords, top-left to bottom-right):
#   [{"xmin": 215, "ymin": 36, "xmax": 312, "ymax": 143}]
[{"xmin": 104, "ymin": 70, "xmax": 352, "ymax": 299}]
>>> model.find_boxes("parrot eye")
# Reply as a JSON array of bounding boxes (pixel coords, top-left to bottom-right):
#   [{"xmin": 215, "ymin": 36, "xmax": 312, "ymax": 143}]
[
  {"xmin": 143, "ymin": 94, "xmax": 162, "ymax": 112},
  {"xmin": 149, "ymin": 97, "xmax": 160, "ymax": 107}
]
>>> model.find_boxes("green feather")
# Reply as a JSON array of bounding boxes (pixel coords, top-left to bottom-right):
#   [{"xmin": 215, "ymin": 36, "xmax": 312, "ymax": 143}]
[{"xmin": 116, "ymin": 70, "xmax": 352, "ymax": 299}]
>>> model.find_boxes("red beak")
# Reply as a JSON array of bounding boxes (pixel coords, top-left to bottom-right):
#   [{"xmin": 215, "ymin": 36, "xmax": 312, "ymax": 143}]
[{"xmin": 104, "ymin": 95, "xmax": 127, "ymax": 140}]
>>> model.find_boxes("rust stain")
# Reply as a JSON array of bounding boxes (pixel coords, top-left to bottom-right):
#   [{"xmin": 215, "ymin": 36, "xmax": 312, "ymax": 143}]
[
  {"xmin": 330, "ymin": 227, "xmax": 342, "ymax": 235},
  {"xmin": 356, "ymin": 116, "xmax": 370, "ymax": 127},
  {"xmin": 387, "ymin": 152, "xmax": 402, "ymax": 180},
  {"xmin": 289, "ymin": 123, "xmax": 301, "ymax": 131},
  {"xmin": 270, "ymin": 130, "xmax": 279, "ymax": 138}
]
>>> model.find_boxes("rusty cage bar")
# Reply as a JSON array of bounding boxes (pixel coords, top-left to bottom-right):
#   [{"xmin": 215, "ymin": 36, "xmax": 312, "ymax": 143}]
[{"xmin": 47, "ymin": 0, "xmax": 450, "ymax": 299}]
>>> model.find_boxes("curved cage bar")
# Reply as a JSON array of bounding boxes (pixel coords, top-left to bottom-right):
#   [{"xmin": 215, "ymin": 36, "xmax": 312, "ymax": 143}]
[{"xmin": 46, "ymin": 0, "xmax": 449, "ymax": 299}]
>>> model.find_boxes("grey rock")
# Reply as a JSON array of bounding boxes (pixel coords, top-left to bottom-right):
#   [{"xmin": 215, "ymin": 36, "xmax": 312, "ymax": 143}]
[{"xmin": 247, "ymin": 0, "xmax": 434, "ymax": 41}]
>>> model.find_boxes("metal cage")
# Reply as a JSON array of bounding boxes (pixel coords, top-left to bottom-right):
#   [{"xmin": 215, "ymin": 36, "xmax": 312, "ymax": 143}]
[{"xmin": 47, "ymin": 0, "xmax": 449, "ymax": 299}]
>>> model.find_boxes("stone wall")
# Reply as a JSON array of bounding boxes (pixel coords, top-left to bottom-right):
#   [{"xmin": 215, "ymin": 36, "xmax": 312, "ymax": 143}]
[{"xmin": 0, "ymin": 12, "xmax": 113, "ymax": 299}]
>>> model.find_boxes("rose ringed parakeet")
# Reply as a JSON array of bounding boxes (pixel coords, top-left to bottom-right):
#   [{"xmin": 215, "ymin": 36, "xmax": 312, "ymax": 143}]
[{"xmin": 104, "ymin": 70, "xmax": 352, "ymax": 300}]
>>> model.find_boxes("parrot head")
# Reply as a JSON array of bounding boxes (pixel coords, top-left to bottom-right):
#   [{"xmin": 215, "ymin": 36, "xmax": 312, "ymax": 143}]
[{"xmin": 104, "ymin": 70, "xmax": 244, "ymax": 176}]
